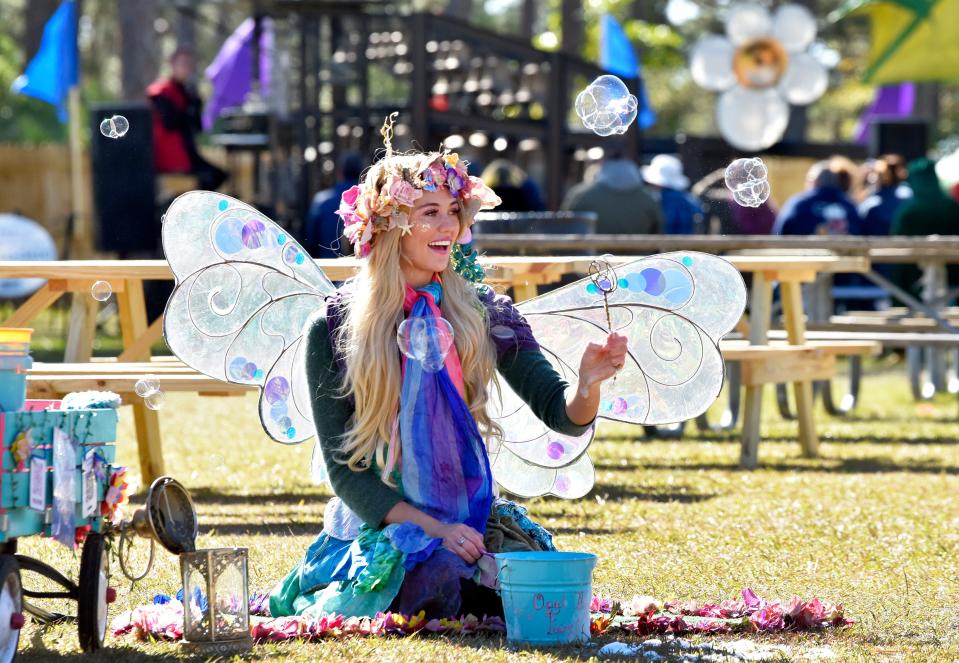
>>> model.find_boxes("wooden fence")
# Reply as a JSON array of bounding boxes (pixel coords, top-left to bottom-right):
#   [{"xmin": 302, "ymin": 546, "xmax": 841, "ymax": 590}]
[
  {"xmin": 0, "ymin": 144, "xmax": 78, "ymax": 253},
  {"xmin": 0, "ymin": 144, "xmax": 251, "ymax": 255}
]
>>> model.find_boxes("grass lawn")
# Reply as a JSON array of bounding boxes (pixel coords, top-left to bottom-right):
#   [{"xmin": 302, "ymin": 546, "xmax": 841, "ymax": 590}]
[{"xmin": 11, "ymin": 357, "xmax": 959, "ymax": 661}]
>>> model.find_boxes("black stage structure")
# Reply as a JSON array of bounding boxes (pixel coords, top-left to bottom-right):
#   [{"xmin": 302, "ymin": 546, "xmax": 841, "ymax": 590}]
[{"xmin": 214, "ymin": 1, "xmax": 644, "ymax": 232}]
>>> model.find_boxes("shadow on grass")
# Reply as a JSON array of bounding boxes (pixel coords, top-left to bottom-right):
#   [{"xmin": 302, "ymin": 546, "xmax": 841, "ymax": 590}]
[
  {"xmin": 820, "ymin": 434, "xmax": 959, "ymax": 446},
  {"xmin": 535, "ymin": 485, "xmax": 720, "ymax": 504},
  {"xmin": 17, "ymin": 643, "xmax": 203, "ymax": 662},
  {"xmin": 433, "ymin": 634, "xmax": 599, "ymax": 662},
  {"xmin": 636, "ymin": 457, "xmax": 959, "ymax": 475},
  {"xmin": 18, "ymin": 641, "xmax": 306, "ymax": 661},
  {"xmin": 200, "ymin": 521, "xmax": 323, "ymax": 536},
  {"xmin": 187, "ymin": 488, "xmax": 331, "ymax": 505}
]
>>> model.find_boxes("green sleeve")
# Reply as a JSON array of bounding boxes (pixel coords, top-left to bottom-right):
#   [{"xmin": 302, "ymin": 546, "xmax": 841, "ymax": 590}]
[
  {"xmin": 496, "ymin": 348, "xmax": 594, "ymax": 436},
  {"xmin": 304, "ymin": 313, "xmax": 403, "ymax": 529}
]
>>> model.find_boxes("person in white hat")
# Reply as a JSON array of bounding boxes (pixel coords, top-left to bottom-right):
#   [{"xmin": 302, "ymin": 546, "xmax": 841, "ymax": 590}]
[{"xmin": 642, "ymin": 154, "xmax": 705, "ymax": 234}]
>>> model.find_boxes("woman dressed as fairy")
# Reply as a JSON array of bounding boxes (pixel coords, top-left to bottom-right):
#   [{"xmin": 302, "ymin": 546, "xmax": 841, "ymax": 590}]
[{"xmin": 267, "ymin": 117, "xmax": 629, "ymax": 620}]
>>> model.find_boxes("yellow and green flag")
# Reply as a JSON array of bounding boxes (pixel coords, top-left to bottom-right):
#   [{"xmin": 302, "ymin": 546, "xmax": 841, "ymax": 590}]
[{"xmin": 836, "ymin": 0, "xmax": 959, "ymax": 83}]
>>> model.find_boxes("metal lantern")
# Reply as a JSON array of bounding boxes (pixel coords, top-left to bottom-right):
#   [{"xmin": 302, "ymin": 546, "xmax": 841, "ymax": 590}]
[{"xmin": 180, "ymin": 548, "xmax": 252, "ymax": 654}]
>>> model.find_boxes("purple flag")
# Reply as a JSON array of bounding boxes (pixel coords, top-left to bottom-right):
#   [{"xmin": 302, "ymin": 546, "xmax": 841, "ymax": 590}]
[
  {"xmin": 854, "ymin": 82, "xmax": 915, "ymax": 144},
  {"xmin": 203, "ymin": 18, "xmax": 272, "ymax": 130}
]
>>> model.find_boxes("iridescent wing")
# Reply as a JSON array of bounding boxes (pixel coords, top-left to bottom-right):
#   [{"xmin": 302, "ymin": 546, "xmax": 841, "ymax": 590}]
[
  {"xmin": 489, "ymin": 252, "xmax": 746, "ymax": 499},
  {"xmin": 161, "ymin": 191, "xmax": 335, "ymax": 448}
]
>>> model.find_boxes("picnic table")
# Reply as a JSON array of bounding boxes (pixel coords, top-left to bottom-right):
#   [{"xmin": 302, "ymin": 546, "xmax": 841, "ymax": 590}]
[
  {"xmin": 477, "ymin": 234, "xmax": 959, "ymax": 400},
  {"xmin": 0, "ymin": 254, "xmax": 874, "ymax": 480}
]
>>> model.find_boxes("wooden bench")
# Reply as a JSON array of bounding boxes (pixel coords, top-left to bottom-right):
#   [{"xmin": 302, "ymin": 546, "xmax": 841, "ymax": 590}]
[
  {"xmin": 26, "ymin": 361, "xmax": 254, "ymax": 398},
  {"xmin": 717, "ymin": 339, "xmax": 879, "ymax": 464},
  {"xmin": 25, "ymin": 339, "xmax": 879, "ymax": 477},
  {"xmin": 25, "ymin": 360, "xmax": 255, "ymax": 481},
  {"xmin": 720, "ymin": 339, "xmax": 880, "ymax": 385}
]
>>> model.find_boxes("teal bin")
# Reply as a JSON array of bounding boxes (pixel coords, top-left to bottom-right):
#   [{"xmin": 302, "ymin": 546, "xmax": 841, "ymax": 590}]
[
  {"xmin": 496, "ymin": 551, "xmax": 597, "ymax": 646},
  {"xmin": 0, "ymin": 354, "xmax": 32, "ymax": 412}
]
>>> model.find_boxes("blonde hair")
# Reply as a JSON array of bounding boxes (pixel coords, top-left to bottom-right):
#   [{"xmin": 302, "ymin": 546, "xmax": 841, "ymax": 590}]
[{"xmin": 333, "ymin": 153, "xmax": 502, "ymax": 482}]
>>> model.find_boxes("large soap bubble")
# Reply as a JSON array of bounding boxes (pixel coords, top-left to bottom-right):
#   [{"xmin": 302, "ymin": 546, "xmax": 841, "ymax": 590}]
[
  {"xmin": 134, "ymin": 375, "xmax": 161, "ymax": 398},
  {"xmin": 397, "ymin": 316, "xmax": 455, "ymax": 373},
  {"xmin": 725, "ymin": 157, "xmax": 771, "ymax": 208},
  {"xmin": 99, "ymin": 115, "xmax": 129, "ymax": 139},
  {"xmin": 575, "ymin": 75, "xmax": 638, "ymax": 137},
  {"xmin": 90, "ymin": 280, "xmax": 113, "ymax": 301},
  {"xmin": 144, "ymin": 390, "xmax": 166, "ymax": 410}
]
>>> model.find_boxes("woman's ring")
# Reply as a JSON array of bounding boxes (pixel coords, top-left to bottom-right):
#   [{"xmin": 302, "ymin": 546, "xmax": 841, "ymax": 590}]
[{"xmin": 456, "ymin": 536, "xmax": 467, "ymax": 545}]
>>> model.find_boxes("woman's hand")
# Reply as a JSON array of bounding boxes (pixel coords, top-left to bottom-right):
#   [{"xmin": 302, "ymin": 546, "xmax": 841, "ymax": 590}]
[
  {"xmin": 434, "ymin": 522, "xmax": 486, "ymax": 564},
  {"xmin": 577, "ymin": 333, "xmax": 629, "ymax": 395}
]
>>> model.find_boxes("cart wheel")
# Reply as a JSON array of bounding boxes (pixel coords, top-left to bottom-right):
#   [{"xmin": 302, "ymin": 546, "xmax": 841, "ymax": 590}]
[
  {"xmin": 0, "ymin": 555, "xmax": 23, "ymax": 663},
  {"xmin": 78, "ymin": 533, "xmax": 110, "ymax": 652}
]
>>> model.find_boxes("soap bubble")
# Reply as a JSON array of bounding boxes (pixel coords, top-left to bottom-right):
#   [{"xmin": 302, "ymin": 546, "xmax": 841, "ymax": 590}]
[
  {"xmin": 91, "ymin": 280, "xmax": 112, "ymax": 301},
  {"xmin": 575, "ymin": 75, "xmax": 638, "ymax": 137},
  {"xmin": 99, "ymin": 115, "xmax": 130, "ymax": 139},
  {"xmin": 144, "ymin": 390, "xmax": 165, "ymax": 410},
  {"xmin": 733, "ymin": 179, "xmax": 771, "ymax": 207},
  {"xmin": 397, "ymin": 316, "xmax": 455, "ymax": 373},
  {"xmin": 724, "ymin": 157, "xmax": 771, "ymax": 208},
  {"xmin": 134, "ymin": 375, "xmax": 160, "ymax": 398}
]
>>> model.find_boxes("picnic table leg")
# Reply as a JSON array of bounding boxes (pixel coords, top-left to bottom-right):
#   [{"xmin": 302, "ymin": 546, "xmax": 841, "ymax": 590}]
[
  {"xmin": 116, "ymin": 278, "xmax": 165, "ymax": 483},
  {"xmin": 64, "ymin": 294, "xmax": 99, "ymax": 362},
  {"xmin": 740, "ymin": 273, "xmax": 772, "ymax": 468},
  {"xmin": 1, "ymin": 283, "xmax": 63, "ymax": 328},
  {"xmin": 780, "ymin": 280, "xmax": 819, "ymax": 458},
  {"xmin": 922, "ymin": 262, "xmax": 948, "ymax": 393},
  {"xmin": 512, "ymin": 279, "xmax": 539, "ymax": 303}
]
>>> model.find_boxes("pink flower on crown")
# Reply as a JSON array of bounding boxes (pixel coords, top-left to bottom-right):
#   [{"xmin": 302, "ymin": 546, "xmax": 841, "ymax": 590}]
[
  {"xmin": 461, "ymin": 176, "xmax": 502, "ymax": 220},
  {"xmin": 348, "ymin": 221, "xmax": 373, "ymax": 257},
  {"xmin": 338, "ymin": 185, "xmax": 361, "ymax": 217},
  {"xmin": 389, "ymin": 178, "xmax": 422, "ymax": 207}
]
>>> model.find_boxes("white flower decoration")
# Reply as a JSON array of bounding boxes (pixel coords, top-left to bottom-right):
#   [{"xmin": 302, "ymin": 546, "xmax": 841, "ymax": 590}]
[{"xmin": 690, "ymin": 2, "xmax": 828, "ymax": 151}]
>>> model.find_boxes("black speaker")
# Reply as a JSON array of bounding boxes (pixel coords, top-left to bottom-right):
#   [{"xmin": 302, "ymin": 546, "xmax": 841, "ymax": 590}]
[
  {"xmin": 870, "ymin": 119, "xmax": 929, "ymax": 163},
  {"xmin": 90, "ymin": 103, "xmax": 158, "ymax": 253}
]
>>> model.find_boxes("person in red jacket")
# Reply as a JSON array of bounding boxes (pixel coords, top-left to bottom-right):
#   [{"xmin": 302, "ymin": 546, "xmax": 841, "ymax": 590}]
[{"xmin": 147, "ymin": 47, "xmax": 227, "ymax": 191}]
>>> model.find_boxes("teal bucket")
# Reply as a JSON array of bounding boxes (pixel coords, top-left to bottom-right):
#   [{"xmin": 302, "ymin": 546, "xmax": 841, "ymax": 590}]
[
  {"xmin": 496, "ymin": 551, "xmax": 597, "ymax": 646},
  {"xmin": 0, "ymin": 353, "xmax": 32, "ymax": 412}
]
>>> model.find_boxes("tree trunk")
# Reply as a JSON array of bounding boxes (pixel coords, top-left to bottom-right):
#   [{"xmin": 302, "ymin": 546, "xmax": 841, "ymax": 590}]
[
  {"xmin": 520, "ymin": 0, "xmax": 537, "ymax": 39},
  {"xmin": 445, "ymin": 0, "xmax": 472, "ymax": 19},
  {"xmin": 22, "ymin": 0, "xmax": 61, "ymax": 65},
  {"xmin": 175, "ymin": 6, "xmax": 196, "ymax": 48},
  {"xmin": 630, "ymin": 0, "xmax": 658, "ymax": 22},
  {"xmin": 117, "ymin": 0, "xmax": 159, "ymax": 101},
  {"xmin": 561, "ymin": 0, "xmax": 583, "ymax": 55}
]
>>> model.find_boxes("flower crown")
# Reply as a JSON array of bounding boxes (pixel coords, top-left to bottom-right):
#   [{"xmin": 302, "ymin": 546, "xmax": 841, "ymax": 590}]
[{"xmin": 336, "ymin": 113, "xmax": 501, "ymax": 259}]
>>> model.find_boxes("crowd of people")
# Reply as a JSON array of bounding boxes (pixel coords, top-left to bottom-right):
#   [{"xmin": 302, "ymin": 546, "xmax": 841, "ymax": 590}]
[{"xmin": 302, "ymin": 147, "xmax": 959, "ymax": 260}]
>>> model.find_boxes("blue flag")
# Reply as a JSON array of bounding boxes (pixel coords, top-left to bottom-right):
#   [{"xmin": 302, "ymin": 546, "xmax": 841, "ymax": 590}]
[
  {"xmin": 599, "ymin": 14, "xmax": 656, "ymax": 130},
  {"xmin": 11, "ymin": 1, "xmax": 78, "ymax": 122}
]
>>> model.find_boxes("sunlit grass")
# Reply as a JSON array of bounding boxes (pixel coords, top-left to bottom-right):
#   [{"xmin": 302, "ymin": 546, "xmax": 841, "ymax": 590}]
[{"xmin": 11, "ymin": 358, "xmax": 959, "ymax": 661}]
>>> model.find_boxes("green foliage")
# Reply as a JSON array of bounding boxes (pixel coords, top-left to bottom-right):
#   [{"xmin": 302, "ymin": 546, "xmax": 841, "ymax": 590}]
[{"xmin": 0, "ymin": 29, "xmax": 66, "ymax": 143}]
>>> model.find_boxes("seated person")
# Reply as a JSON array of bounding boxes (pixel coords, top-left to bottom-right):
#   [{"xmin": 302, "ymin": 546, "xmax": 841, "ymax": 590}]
[{"xmin": 147, "ymin": 46, "xmax": 227, "ymax": 191}]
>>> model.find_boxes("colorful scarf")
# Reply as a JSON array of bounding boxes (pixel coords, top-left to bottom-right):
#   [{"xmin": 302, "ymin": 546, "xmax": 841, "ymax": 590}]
[{"xmin": 396, "ymin": 281, "xmax": 494, "ymax": 550}]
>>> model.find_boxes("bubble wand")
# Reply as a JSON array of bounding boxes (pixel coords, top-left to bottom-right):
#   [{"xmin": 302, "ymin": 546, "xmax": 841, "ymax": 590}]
[
  {"xmin": 588, "ymin": 256, "xmax": 620, "ymax": 389},
  {"xmin": 588, "ymin": 257, "xmax": 618, "ymax": 333}
]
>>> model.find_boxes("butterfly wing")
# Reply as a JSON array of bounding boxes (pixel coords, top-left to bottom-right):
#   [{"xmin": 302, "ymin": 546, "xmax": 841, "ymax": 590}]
[
  {"xmin": 161, "ymin": 191, "xmax": 335, "ymax": 446},
  {"xmin": 490, "ymin": 252, "xmax": 746, "ymax": 498}
]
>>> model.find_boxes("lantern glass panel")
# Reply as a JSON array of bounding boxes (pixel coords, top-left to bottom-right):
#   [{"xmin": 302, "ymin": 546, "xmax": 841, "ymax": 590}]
[
  {"xmin": 213, "ymin": 551, "xmax": 249, "ymax": 639},
  {"xmin": 182, "ymin": 555, "xmax": 210, "ymax": 642}
]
